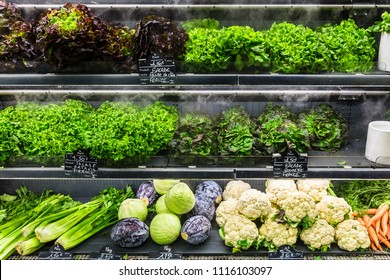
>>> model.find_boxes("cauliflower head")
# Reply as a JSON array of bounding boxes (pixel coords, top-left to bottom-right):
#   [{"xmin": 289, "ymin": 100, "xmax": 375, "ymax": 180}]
[
  {"xmin": 316, "ymin": 195, "xmax": 352, "ymax": 226},
  {"xmin": 237, "ymin": 189, "xmax": 271, "ymax": 220},
  {"xmin": 265, "ymin": 179, "xmax": 297, "ymax": 206},
  {"xmin": 300, "ymin": 219, "xmax": 335, "ymax": 252},
  {"xmin": 215, "ymin": 198, "xmax": 239, "ymax": 227},
  {"xmin": 296, "ymin": 179, "xmax": 331, "ymax": 203},
  {"xmin": 279, "ymin": 191, "xmax": 318, "ymax": 227},
  {"xmin": 335, "ymin": 219, "xmax": 370, "ymax": 251},
  {"xmin": 220, "ymin": 215, "xmax": 259, "ymax": 252},
  {"xmin": 259, "ymin": 218, "xmax": 299, "ymax": 250},
  {"xmin": 222, "ymin": 180, "xmax": 251, "ymax": 200}
]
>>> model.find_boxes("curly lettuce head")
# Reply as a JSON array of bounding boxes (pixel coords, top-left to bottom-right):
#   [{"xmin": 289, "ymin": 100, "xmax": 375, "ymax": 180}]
[
  {"xmin": 298, "ymin": 104, "xmax": 349, "ymax": 152},
  {"xmin": 0, "ymin": 1, "xmax": 37, "ymax": 71},
  {"xmin": 34, "ymin": 3, "xmax": 107, "ymax": 70},
  {"xmin": 216, "ymin": 106, "xmax": 256, "ymax": 156},
  {"xmin": 169, "ymin": 112, "xmax": 217, "ymax": 157},
  {"xmin": 254, "ymin": 103, "xmax": 310, "ymax": 155}
]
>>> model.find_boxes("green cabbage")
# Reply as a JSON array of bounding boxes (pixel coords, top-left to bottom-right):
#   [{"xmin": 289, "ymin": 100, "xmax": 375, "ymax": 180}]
[{"xmin": 149, "ymin": 212, "xmax": 181, "ymax": 245}]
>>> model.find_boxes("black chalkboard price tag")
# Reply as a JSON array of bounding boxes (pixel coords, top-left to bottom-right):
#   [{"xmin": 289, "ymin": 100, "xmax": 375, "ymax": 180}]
[
  {"xmin": 268, "ymin": 245, "xmax": 304, "ymax": 260},
  {"xmin": 148, "ymin": 245, "xmax": 182, "ymax": 260},
  {"xmin": 90, "ymin": 246, "xmax": 122, "ymax": 260},
  {"xmin": 272, "ymin": 150, "xmax": 308, "ymax": 178},
  {"xmin": 38, "ymin": 244, "xmax": 72, "ymax": 260},
  {"xmin": 64, "ymin": 149, "xmax": 98, "ymax": 178},
  {"xmin": 139, "ymin": 52, "xmax": 176, "ymax": 85}
]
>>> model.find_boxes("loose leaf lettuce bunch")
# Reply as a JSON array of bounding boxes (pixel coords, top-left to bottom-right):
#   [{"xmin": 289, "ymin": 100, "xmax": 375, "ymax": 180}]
[
  {"xmin": 184, "ymin": 25, "xmax": 269, "ymax": 73},
  {"xmin": 266, "ymin": 22, "xmax": 318, "ymax": 73},
  {"xmin": 180, "ymin": 18, "xmax": 220, "ymax": 32},
  {"xmin": 254, "ymin": 103, "xmax": 310, "ymax": 155},
  {"xmin": 13, "ymin": 100, "xmax": 94, "ymax": 157},
  {"xmin": 169, "ymin": 112, "xmax": 218, "ymax": 157},
  {"xmin": 216, "ymin": 106, "xmax": 256, "ymax": 156},
  {"xmin": 0, "ymin": 106, "xmax": 22, "ymax": 163},
  {"xmin": 132, "ymin": 15, "xmax": 188, "ymax": 61},
  {"xmin": 298, "ymin": 104, "xmax": 349, "ymax": 152},
  {"xmin": 315, "ymin": 19, "xmax": 376, "ymax": 73},
  {"xmin": 91, "ymin": 101, "xmax": 179, "ymax": 160},
  {"xmin": 34, "ymin": 3, "xmax": 109, "ymax": 70},
  {"xmin": 368, "ymin": 11, "xmax": 390, "ymax": 33},
  {"xmin": 0, "ymin": 1, "xmax": 37, "ymax": 71},
  {"xmin": 34, "ymin": 3, "xmax": 136, "ymax": 72}
]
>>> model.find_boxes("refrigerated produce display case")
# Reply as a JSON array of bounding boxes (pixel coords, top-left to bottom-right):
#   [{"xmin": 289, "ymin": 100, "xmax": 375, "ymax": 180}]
[{"xmin": 1, "ymin": 0, "xmax": 390, "ymax": 260}]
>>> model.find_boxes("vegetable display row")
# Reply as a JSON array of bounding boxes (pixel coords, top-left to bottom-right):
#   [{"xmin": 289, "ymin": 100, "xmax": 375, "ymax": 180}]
[
  {"xmin": 1, "ymin": 179, "xmax": 390, "ymax": 260},
  {"xmin": 0, "ymin": 99, "xmax": 350, "ymax": 164},
  {"xmin": 1, "ymin": 2, "xmax": 389, "ymax": 74}
]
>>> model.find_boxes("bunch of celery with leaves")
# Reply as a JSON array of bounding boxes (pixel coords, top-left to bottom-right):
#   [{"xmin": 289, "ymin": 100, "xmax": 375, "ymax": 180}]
[
  {"xmin": 34, "ymin": 186, "xmax": 134, "ymax": 251},
  {"xmin": 0, "ymin": 186, "xmax": 78, "ymax": 259}
]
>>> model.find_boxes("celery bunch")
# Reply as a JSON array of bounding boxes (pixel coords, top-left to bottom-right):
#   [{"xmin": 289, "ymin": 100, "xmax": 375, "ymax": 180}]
[{"xmin": 0, "ymin": 190, "xmax": 78, "ymax": 259}]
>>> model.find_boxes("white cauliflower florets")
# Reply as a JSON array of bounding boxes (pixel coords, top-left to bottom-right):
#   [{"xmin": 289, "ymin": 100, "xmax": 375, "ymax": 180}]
[
  {"xmin": 316, "ymin": 195, "xmax": 352, "ymax": 226},
  {"xmin": 279, "ymin": 191, "xmax": 318, "ymax": 226},
  {"xmin": 215, "ymin": 198, "xmax": 240, "ymax": 227},
  {"xmin": 300, "ymin": 219, "xmax": 335, "ymax": 251},
  {"xmin": 265, "ymin": 179, "xmax": 297, "ymax": 206},
  {"xmin": 335, "ymin": 219, "xmax": 370, "ymax": 251},
  {"xmin": 296, "ymin": 179, "xmax": 331, "ymax": 203},
  {"xmin": 237, "ymin": 189, "xmax": 271, "ymax": 220},
  {"xmin": 221, "ymin": 215, "xmax": 259, "ymax": 252},
  {"xmin": 259, "ymin": 218, "xmax": 299, "ymax": 249},
  {"xmin": 222, "ymin": 180, "xmax": 251, "ymax": 200}
]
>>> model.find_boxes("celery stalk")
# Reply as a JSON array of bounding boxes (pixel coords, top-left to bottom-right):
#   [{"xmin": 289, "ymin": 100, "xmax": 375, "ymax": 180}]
[
  {"xmin": 22, "ymin": 207, "xmax": 79, "ymax": 237},
  {"xmin": 16, "ymin": 236, "xmax": 45, "ymax": 256},
  {"xmin": 34, "ymin": 198, "xmax": 103, "ymax": 243}
]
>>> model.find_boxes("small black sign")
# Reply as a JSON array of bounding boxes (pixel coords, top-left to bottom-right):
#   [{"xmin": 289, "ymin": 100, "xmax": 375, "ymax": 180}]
[
  {"xmin": 273, "ymin": 150, "xmax": 308, "ymax": 178},
  {"xmin": 38, "ymin": 244, "xmax": 73, "ymax": 260},
  {"xmin": 139, "ymin": 52, "xmax": 176, "ymax": 85},
  {"xmin": 90, "ymin": 246, "xmax": 122, "ymax": 260},
  {"xmin": 64, "ymin": 149, "xmax": 98, "ymax": 178},
  {"xmin": 148, "ymin": 245, "xmax": 182, "ymax": 260},
  {"xmin": 268, "ymin": 245, "xmax": 304, "ymax": 260}
]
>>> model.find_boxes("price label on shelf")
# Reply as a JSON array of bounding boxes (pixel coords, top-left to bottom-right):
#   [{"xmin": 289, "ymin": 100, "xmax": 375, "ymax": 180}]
[
  {"xmin": 64, "ymin": 149, "xmax": 98, "ymax": 178},
  {"xmin": 89, "ymin": 246, "xmax": 122, "ymax": 260},
  {"xmin": 268, "ymin": 245, "xmax": 304, "ymax": 260},
  {"xmin": 38, "ymin": 244, "xmax": 72, "ymax": 260},
  {"xmin": 272, "ymin": 150, "xmax": 308, "ymax": 178},
  {"xmin": 148, "ymin": 245, "xmax": 182, "ymax": 260},
  {"xmin": 139, "ymin": 52, "xmax": 176, "ymax": 85}
]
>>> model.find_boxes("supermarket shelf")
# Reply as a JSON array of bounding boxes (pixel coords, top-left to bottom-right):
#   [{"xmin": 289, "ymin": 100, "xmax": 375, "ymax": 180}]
[
  {"xmin": 6, "ymin": 222, "xmax": 390, "ymax": 260},
  {"xmin": 0, "ymin": 73, "xmax": 390, "ymax": 101},
  {"xmin": 1, "ymin": 161, "xmax": 389, "ymax": 180}
]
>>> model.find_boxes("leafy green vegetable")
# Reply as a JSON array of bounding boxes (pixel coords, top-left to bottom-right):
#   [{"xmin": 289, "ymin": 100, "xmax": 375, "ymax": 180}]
[
  {"xmin": 334, "ymin": 180, "xmax": 390, "ymax": 212},
  {"xmin": 184, "ymin": 26, "xmax": 269, "ymax": 72},
  {"xmin": 266, "ymin": 22, "xmax": 318, "ymax": 73},
  {"xmin": 0, "ymin": 1, "xmax": 37, "ymax": 71},
  {"xmin": 132, "ymin": 15, "xmax": 188, "ymax": 61},
  {"xmin": 368, "ymin": 11, "xmax": 390, "ymax": 33},
  {"xmin": 91, "ymin": 101, "xmax": 142, "ymax": 161},
  {"xmin": 0, "ymin": 188, "xmax": 78, "ymax": 259},
  {"xmin": 13, "ymin": 100, "xmax": 94, "ymax": 157},
  {"xmin": 216, "ymin": 106, "xmax": 256, "ymax": 156},
  {"xmin": 34, "ymin": 3, "xmax": 109, "ymax": 70},
  {"xmin": 315, "ymin": 19, "xmax": 376, "ymax": 73},
  {"xmin": 298, "ymin": 104, "xmax": 349, "ymax": 152},
  {"xmin": 253, "ymin": 103, "xmax": 310, "ymax": 155},
  {"xmin": 55, "ymin": 186, "xmax": 135, "ymax": 250},
  {"xmin": 169, "ymin": 112, "xmax": 217, "ymax": 157},
  {"xmin": 0, "ymin": 106, "xmax": 22, "ymax": 163},
  {"xmin": 91, "ymin": 101, "xmax": 178, "ymax": 160},
  {"xmin": 180, "ymin": 18, "xmax": 220, "ymax": 32}
]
